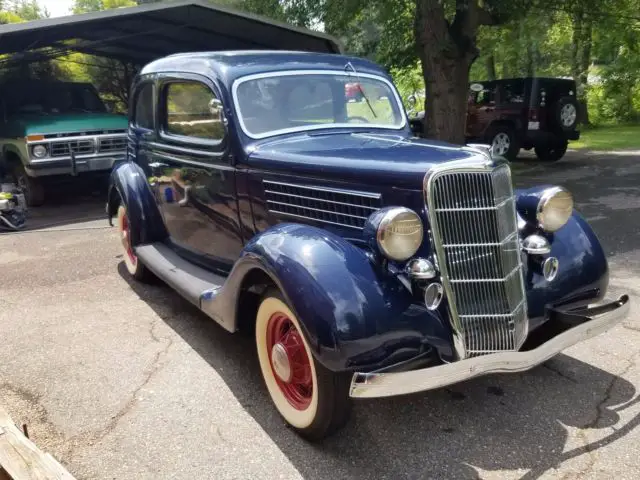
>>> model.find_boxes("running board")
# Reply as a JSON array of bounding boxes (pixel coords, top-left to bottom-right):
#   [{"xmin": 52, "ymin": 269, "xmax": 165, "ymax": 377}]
[{"xmin": 135, "ymin": 243, "xmax": 232, "ymax": 331}]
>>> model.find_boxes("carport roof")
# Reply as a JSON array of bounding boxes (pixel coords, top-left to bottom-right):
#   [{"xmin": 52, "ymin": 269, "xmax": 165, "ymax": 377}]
[{"xmin": 0, "ymin": 0, "xmax": 341, "ymax": 67}]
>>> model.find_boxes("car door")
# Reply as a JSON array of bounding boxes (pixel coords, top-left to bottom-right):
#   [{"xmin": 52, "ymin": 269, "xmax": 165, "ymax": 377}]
[
  {"xmin": 149, "ymin": 74, "xmax": 244, "ymax": 272},
  {"xmin": 466, "ymin": 82, "xmax": 498, "ymax": 139}
]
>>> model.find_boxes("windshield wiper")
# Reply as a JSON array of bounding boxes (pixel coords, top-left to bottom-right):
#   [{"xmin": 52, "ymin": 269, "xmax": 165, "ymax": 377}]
[{"xmin": 344, "ymin": 62, "xmax": 377, "ymax": 119}]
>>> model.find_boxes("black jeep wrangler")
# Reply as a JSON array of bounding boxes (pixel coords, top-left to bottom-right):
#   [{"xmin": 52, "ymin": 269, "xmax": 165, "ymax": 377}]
[{"xmin": 411, "ymin": 77, "xmax": 581, "ymax": 162}]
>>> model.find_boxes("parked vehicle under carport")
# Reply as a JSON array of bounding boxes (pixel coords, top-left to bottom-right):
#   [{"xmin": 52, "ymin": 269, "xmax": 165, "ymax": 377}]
[
  {"xmin": 0, "ymin": 79, "xmax": 128, "ymax": 206},
  {"xmin": 0, "ymin": 1, "xmax": 341, "ymax": 206}
]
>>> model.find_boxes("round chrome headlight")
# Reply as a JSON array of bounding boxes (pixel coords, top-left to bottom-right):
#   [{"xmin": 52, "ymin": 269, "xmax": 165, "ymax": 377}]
[
  {"xmin": 537, "ymin": 187, "xmax": 573, "ymax": 232},
  {"xmin": 376, "ymin": 207, "xmax": 423, "ymax": 261},
  {"xmin": 32, "ymin": 145, "xmax": 48, "ymax": 158}
]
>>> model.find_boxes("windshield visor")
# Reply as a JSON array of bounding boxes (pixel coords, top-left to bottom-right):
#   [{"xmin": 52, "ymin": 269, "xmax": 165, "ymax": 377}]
[{"xmin": 233, "ymin": 71, "xmax": 406, "ymax": 139}]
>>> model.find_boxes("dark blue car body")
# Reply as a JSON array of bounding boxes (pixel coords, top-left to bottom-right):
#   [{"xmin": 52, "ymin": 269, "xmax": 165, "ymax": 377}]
[{"xmin": 107, "ymin": 51, "xmax": 621, "ymax": 390}]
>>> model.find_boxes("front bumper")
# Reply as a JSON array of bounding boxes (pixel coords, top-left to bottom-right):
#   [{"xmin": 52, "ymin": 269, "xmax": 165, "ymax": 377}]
[
  {"xmin": 25, "ymin": 155, "xmax": 126, "ymax": 177},
  {"xmin": 349, "ymin": 295, "xmax": 630, "ymax": 399}
]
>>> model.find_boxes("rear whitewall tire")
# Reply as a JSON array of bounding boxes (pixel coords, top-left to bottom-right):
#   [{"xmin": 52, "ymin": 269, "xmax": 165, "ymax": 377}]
[{"xmin": 117, "ymin": 205, "xmax": 153, "ymax": 282}]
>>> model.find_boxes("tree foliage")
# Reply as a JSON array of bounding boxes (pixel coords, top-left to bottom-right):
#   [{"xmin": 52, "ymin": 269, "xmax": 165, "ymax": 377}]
[{"xmin": 2, "ymin": 0, "xmax": 637, "ymax": 138}]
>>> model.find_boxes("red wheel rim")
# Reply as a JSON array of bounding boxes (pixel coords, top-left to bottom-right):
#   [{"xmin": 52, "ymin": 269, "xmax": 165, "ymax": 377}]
[
  {"xmin": 120, "ymin": 212, "xmax": 137, "ymax": 266},
  {"xmin": 266, "ymin": 312, "xmax": 313, "ymax": 410}
]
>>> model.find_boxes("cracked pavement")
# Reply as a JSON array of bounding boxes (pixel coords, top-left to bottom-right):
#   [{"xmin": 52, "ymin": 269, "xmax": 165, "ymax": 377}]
[{"xmin": 1, "ymin": 148, "xmax": 640, "ymax": 479}]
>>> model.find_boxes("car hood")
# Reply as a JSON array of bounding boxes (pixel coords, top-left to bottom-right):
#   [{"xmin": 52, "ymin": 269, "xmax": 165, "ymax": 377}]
[
  {"xmin": 11, "ymin": 113, "xmax": 128, "ymax": 136},
  {"xmin": 246, "ymin": 132, "xmax": 483, "ymax": 189}
]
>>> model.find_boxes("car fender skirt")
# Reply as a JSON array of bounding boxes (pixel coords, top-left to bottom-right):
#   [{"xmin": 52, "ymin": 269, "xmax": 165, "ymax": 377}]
[
  {"xmin": 230, "ymin": 223, "xmax": 454, "ymax": 372},
  {"xmin": 107, "ymin": 161, "xmax": 167, "ymax": 245}
]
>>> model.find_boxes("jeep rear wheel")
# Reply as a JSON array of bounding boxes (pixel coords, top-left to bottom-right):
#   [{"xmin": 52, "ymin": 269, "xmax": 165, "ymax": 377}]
[
  {"xmin": 255, "ymin": 289, "xmax": 351, "ymax": 440},
  {"xmin": 535, "ymin": 140, "xmax": 568, "ymax": 162},
  {"xmin": 488, "ymin": 126, "xmax": 520, "ymax": 161},
  {"xmin": 12, "ymin": 164, "xmax": 45, "ymax": 207},
  {"xmin": 555, "ymin": 97, "xmax": 579, "ymax": 131}
]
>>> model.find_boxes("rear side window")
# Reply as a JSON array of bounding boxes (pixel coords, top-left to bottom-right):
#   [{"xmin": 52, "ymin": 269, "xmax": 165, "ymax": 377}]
[
  {"xmin": 501, "ymin": 81, "xmax": 525, "ymax": 104},
  {"xmin": 164, "ymin": 82, "xmax": 224, "ymax": 141},
  {"xmin": 475, "ymin": 85, "xmax": 496, "ymax": 105},
  {"xmin": 134, "ymin": 83, "xmax": 154, "ymax": 130}
]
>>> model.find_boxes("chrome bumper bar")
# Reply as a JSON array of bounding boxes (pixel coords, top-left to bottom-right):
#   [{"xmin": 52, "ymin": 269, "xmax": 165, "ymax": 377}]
[{"xmin": 349, "ymin": 295, "xmax": 630, "ymax": 399}]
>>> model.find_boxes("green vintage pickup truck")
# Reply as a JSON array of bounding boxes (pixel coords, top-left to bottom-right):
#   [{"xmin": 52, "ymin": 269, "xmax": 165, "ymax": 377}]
[{"xmin": 0, "ymin": 79, "xmax": 128, "ymax": 206}]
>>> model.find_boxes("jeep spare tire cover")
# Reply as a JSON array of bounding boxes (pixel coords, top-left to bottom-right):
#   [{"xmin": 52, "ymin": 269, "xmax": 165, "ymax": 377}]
[{"xmin": 555, "ymin": 96, "xmax": 578, "ymax": 131}]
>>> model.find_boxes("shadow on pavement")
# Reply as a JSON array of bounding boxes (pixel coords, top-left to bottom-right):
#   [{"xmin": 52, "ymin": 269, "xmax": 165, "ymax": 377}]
[
  {"xmin": 9, "ymin": 184, "xmax": 107, "ymax": 232},
  {"xmin": 119, "ymin": 262, "xmax": 640, "ymax": 479}
]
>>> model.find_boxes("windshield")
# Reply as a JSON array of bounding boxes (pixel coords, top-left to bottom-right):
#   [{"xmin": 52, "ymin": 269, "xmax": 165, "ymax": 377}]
[
  {"xmin": 5, "ymin": 83, "xmax": 107, "ymax": 116},
  {"xmin": 233, "ymin": 72, "xmax": 405, "ymax": 138}
]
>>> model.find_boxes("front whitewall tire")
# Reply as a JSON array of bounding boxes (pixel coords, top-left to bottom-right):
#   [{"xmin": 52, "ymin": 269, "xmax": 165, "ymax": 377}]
[{"xmin": 256, "ymin": 296, "xmax": 319, "ymax": 429}]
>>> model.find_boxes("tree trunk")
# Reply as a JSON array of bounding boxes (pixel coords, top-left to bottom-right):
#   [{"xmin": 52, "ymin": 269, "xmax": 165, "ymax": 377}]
[
  {"xmin": 579, "ymin": 18, "xmax": 592, "ymax": 125},
  {"xmin": 486, "ymin": 54, "xmax": 496, "ymax": 81},
  {"xmin": 415, "ymin": 0, "xmax": 482, "ymax": 144},
  {"xmin": 571, "ymin": 7, "xmax": 592, "ymax": 125},
  {"xmin": 418, "ymin": 51, "xmax": 474, "ymax": 144}
]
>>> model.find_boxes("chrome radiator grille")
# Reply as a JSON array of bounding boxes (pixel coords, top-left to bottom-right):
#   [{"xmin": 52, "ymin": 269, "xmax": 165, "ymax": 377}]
[
  {"xmin": 98, "ymin": 136, "xmax": 127, "ymax": 153},
  {"xmin": 263, "ymin": 180, "xmax": 381, "ymax": 230},
  {"xmin": 428, "ymin": 164, "xmax": 527, "ymax": 356},
  {"xmin": 50, "ymin": 139, "xmax": 94, "ymax": 157}
]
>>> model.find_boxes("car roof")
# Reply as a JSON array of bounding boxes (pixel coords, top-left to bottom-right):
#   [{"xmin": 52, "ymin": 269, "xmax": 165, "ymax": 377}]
[{"xmin": 139, "ymin": 50, "xmax": 391, "ymax": 85}]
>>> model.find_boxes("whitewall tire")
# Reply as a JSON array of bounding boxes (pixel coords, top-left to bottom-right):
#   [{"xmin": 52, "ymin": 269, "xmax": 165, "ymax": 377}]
[
  {"xmin": 255, "ymin": 289, "xmax": 351, "ymax": 440},
  {"xmin": 117, "ymin": 205, "xmax": 152, "ymax": 282}
]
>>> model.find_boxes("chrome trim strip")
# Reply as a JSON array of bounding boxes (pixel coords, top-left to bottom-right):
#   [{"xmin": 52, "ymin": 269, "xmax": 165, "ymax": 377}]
[
  {"xmin": 265, "ymin": 190, "xmax": 380, "ymax": 210},
  {"xmin": 263, "ymin": 180, "xmax": 381, "ymax": 199},
  {"xmin": 231, "ymin": 69, "xmax": 407, "ymax": 140},
  {"xmin": 349, "ymin": 295, "xmax": 630, "ymax": 398},
  {"xmin": 266, "ymin": 200, "xmax": 369, "ymax": 220},
  {"xmin": 268, "ymin": 210, "xmax": 363, "ymax": 229}
]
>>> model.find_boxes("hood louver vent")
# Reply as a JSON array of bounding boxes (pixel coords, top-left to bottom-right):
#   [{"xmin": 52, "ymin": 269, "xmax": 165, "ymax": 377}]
[{"xmin": 263, "ymin": 180, "xmax": 381, "ymax": 230}]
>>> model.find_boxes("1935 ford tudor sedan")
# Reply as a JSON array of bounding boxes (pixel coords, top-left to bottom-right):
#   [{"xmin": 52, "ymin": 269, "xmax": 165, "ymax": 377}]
[{"xmin": 107, "ymin": 51, "xmax": 630, "ymax": 440}]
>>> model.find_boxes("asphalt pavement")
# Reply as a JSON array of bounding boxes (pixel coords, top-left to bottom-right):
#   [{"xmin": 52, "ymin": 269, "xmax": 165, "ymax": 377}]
[{"xmin": 1, "ymin": 149, "xmax": 640, "ymax": 479}]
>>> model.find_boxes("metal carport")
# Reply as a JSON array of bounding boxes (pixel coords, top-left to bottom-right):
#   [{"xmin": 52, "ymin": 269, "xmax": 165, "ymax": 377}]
[{"xmin": 0, "ymin": 0, "xmax": 341, "ymax": 68}]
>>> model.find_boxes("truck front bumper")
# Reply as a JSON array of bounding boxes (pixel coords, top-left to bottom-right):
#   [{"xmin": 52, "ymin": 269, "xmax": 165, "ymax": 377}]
[
  {"xmin": 349, "ymin": 295, "xmax": 630, "ymax": 399},
  {"xmin": 25, "ymin": 155, "xmax": 126, "ymax": 177}
]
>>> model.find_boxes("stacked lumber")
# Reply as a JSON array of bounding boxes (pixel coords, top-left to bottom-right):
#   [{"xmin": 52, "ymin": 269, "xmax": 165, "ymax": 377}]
[{"xmin": 0, "ymin": 405, "xmax": 75, "ymax": 479}]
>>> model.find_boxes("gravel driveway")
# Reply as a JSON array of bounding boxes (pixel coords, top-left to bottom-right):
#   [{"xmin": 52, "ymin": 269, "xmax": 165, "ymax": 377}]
[{"xmin": 1, "ymin": 149, "xmax": 639, "ymax": 480}]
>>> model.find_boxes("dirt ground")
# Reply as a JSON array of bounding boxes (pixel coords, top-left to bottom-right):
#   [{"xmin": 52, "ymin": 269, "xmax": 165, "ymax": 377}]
[{"xmin": 1, "ymin": 150, "xmax": 640, "ymax": 479}]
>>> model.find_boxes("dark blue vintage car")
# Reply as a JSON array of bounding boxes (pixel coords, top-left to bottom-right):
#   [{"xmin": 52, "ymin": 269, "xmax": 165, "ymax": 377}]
[{"xmin": 107, "ymin": 51, "xmax": 629, "ymax": 440}]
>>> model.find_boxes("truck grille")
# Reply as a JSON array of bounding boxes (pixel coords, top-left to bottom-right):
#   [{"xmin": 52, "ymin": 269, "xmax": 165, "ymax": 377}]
[
  {"xmin": 428, "ymin": 163, "xmax": 527, "ymax": 357},
  {"xmin": 98, "ymin": 137, "xmax": 127, "ymax": 153},
  {"xmin": 263, "ymin": 180, "xmax": 381, "ymax": 230},
  {"xmin": 50, "ymin": 139, "xmax": 94, "ymax": 157}
]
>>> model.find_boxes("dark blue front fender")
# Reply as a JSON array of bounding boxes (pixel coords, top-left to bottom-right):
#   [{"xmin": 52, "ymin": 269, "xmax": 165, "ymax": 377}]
[
  {"xmin": 525, "ymin": 211, "xmax": 609, "ymax": 325},
  {"xmin": 106, "ymin": 161, "xmax": 167, "ymax": 245},
  {"xmin": 226, "ymin": 224, "xmax": 454, "ymax": 372}
]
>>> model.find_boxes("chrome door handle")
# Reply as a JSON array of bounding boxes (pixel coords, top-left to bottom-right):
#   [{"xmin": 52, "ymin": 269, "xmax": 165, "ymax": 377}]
[
  {"xmin": 178, "ymin": 185, "xmax": 191, "ymax": 207},
  {"xmin": 149, "ymin": 161, "xmax": 168, "ymax": 171}
]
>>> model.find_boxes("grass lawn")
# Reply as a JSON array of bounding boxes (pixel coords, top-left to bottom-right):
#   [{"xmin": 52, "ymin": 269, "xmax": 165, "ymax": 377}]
[{"xmin": 571, "ymin": 124, "xmax": 640, "ymax": 150}]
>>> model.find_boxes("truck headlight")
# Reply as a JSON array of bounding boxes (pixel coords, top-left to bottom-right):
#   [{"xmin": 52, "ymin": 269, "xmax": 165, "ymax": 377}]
[
  {"xmin": 537, "ymin": 187, "xmax": 573, "ymax": 232},
  {"xmin": 32, "ymin": 144, "xmax": 48, "ymax": 158},
  {"xmin": 377, "ymin": 207, "xmax": 423, "ymax": 261}
]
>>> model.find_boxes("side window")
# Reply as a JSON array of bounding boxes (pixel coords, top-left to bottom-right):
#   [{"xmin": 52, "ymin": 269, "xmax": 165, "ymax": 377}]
[
  {"xmin": 502, "ymin": 82, "xmax": 525, "ymax": 104},
  {"xmin": 164, "ymin": 81, "xmax": 224, "ymax": 141},
  {"xmin": 475, "ymin": 86, "xmax": 496, "ymax": 105},
  {"xmin": 134, "ymin": 83, "xmax": 154, "ymax": 130}
]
